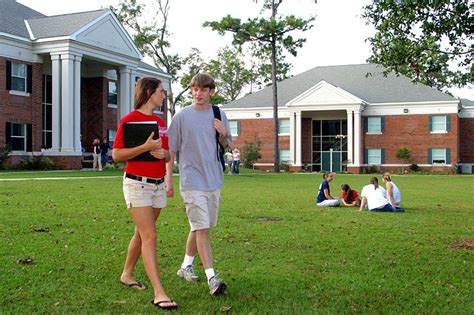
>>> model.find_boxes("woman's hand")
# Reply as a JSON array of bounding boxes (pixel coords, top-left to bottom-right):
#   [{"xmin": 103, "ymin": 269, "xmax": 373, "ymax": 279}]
[
  {"xmin": 150, "ymin": 148, "xmax": 168, "ymax": 160},
  {"xmin": 144, "ymin": 132, "xmax": 162, "ymax": 151}
]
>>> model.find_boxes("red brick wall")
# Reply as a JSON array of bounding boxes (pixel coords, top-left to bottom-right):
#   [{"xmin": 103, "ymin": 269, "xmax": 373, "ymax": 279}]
[
  {"xmin": 460, "ymin": 118, "xmax": 474, "ymax": 163},
  {"xmin": 363, "ymin": 114, "xmax": 459, "ymax": 165},
  {"xmin": 230, "ymin": 118, "xmax": 289, "ymax": 163},
  {"xmin": 0, "ymin": 57, "xmax": 43, "ymax": 151}
]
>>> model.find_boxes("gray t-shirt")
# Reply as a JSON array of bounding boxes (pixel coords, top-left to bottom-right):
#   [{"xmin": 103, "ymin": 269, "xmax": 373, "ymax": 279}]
[{"xmin": 168, "ymin": 105, "xmax": 232, "ymax": 191}]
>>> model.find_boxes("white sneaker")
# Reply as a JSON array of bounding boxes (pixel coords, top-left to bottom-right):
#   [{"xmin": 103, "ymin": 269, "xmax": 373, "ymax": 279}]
[
  {"xmin": 208, "ymin": 276, "xmax": 227, "ymax": 295},
  {"xmin": 176, "ymin": 265, "xmax": 199, "ymax": 282}
]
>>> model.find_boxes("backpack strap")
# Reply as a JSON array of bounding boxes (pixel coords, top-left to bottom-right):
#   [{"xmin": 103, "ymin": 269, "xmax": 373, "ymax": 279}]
[{"xmin": 212, "ymin": 106, "xmax": 226, "ymax": 172}]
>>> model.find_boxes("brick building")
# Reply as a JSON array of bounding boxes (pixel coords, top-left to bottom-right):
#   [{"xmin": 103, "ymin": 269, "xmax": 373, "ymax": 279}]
[
  {"xmin": 0, "ymin": 0, "xmax": 170, "ymax": 169},
  {"xmin": 222, "ymin": 64, "xmax": 474, "ymax": 173}
]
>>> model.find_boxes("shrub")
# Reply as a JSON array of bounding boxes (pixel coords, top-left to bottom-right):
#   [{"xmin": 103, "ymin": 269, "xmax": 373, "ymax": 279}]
[
  {"xmin": 242, "ymin": 138, "xmax": 262, "ymax": 168},
  {"xmin": 0, "ymin": 145, "xmax": 12, "ymax": 170},
  {"xmin": 280, "ymin": 162, "xmax": 290, "ymax": 172},
  {"xmin": 18, "ymin": 156, "xmax": 55, "ymax": 170},
  {"xmin": 409, "ymin": 163, "xmax": 419, "ymax": 172}
]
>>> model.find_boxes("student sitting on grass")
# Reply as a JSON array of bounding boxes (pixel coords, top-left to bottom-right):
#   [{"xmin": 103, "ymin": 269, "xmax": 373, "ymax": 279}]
[
  {"xmin": 359, "ymin": 177, "xmax": 403, "ymax": 212},
  {"xmin": 340, "ymin": 184, "xmax": 361, "ymax": 207},
  {"xmin": 316, "ymin": 172, "xmax": 340, "ymax": 207},
  {"xmin": 382, "ymin": 173, "xmax": 403, "ymax": 211}
]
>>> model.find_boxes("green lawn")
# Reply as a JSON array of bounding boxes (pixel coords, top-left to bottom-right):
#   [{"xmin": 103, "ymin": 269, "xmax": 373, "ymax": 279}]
[{"xmin": 0, "ymin": 170, "xmax": 473, "ymax": 313}]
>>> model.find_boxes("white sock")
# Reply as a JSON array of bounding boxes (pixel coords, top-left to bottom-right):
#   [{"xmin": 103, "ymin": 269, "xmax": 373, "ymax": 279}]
[
  {"xmin": 205, "ymin": 268, "xmax": 216, "ymax": 282},
  {"xmin": 181, "ymin": 255, "xmax": 194, "ymax": 269}
]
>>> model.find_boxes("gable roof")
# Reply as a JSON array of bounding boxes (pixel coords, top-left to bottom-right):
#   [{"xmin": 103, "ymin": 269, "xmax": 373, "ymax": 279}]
[
  {"xmin": 0, "ymin": 0, "xmax": 45, "ymax": 38},
  {"xmin": 138, "ymin": 61, "xmax": 168, "ymax": 76},
  {"xmin": 223, "ymin": 64, "xmax": 456, "ymax": 109},
  {"xmin": 27, "ymin": 9, "xmax": 108, "ymax": 39}
]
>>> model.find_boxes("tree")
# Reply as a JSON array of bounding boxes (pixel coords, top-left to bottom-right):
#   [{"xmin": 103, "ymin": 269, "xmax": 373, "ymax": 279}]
[
  {"xmin": 242, "ymin": 138, "xmax": 262, "ymax": 168},
  {"xmin": 362, "ymin": 0, "xmax": 473, "ymax": 91},
  {"xmin": 204, "ymin": 0, "xmax": 315, "ymax": 172},
  {"xmin": 396, "ymin": 147, "xmax": 411, "ymax": 172},
  {"xmin": 113, "ymin": 0, "xmax": 206, "ymax": 116},
  {"xmin": 206, "ymin": 46, "xmax": 254, "ymax": 104}
]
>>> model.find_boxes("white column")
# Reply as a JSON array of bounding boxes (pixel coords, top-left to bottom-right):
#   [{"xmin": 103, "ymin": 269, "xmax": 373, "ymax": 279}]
[
  {"xmin": 353, "ymin": 109, "xmax": 361, "ymax": 166},
  {"xmin": 119, "ymin": 66, "xmax": 132, "ymax": 118},
  {"xmin": 346, "ymin": 109, "xmax": 353, "ymax": 165},
  {"xmin": 60, "ymin": 53, "xmax": 75, "ymax": 152},
  {"xmin": 50, "ymin": 53, "xmax": 61, "ymax": 151},
  {"xmin": 73, "ymin": 55, "xmax": 82, "ymax": 153},
  {"xmin": 295, "ymin": 111, "xmax": 302, "ymax": 167},
  {"xmin": 289, "ymin": 111, "xmax": 295, "ymax": 165},
  {"xmin": 130, "ymin": 69, "xmax": 137, "ymax": 110}
]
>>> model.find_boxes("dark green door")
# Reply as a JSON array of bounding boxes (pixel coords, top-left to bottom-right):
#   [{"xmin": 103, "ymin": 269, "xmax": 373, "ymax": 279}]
[{"xmin": 322, "ymin": 150, "xmax": 341, "ymax": 172}]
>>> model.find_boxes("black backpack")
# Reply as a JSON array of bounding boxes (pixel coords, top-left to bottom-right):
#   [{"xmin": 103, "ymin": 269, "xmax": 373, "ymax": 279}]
[{"xmin": 212, "ymin": 106, "xmax": 226, "ymax": 172}]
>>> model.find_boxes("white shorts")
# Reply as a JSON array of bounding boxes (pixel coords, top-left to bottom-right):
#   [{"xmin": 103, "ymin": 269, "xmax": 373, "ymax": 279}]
[
  {"xmin": 180, "ymin": 190, "xmax": 220, "ymax": 231},
  {"xmin": 123, "ymin": 176, "xmax": 167, "ymax": 209},
  {"xmin": 317, "ymin": 199, "xmax": 340, "ymax": 207}
]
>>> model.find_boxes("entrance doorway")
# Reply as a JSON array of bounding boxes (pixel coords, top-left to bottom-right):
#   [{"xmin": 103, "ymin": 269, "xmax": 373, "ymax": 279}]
[{"xmin": 311, "ymin": 120, "xmax": 347, "ymax": 172}]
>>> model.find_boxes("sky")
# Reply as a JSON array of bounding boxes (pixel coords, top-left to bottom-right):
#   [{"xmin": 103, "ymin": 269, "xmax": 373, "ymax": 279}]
[{"xmin": 17, "ymin": 0, "xmax": 473, "ymax": 100}]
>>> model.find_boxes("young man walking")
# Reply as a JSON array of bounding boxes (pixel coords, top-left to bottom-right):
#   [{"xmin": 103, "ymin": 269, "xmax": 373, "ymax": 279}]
[{"xmin": 166, "ymin": 73, "xmax": 231, "ymax": 295}]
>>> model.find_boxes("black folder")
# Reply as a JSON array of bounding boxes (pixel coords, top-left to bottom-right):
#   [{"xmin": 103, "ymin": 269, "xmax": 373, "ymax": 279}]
[{"xmin": 122, "ymin": 121, "xmax": 159, "ymax": 161}]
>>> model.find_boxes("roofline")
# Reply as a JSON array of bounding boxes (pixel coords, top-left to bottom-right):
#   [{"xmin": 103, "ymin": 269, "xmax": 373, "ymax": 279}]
[
  {"xmin": 24, "ymin": 20, "xmax": 35, "ymax": 40},
  {"xmin": 137, "ymin": 66, "xmax": 172, "ymax": 79},
  {"xmin": 70, "ymin": 10, "xmax": 111, "ymax": 41},
  {"xmin": 0, "ymin": 32, "xmax": 31, "ymax": 42}
]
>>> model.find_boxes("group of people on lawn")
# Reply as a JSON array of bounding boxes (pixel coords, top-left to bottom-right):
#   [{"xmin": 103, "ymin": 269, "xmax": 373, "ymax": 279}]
[
  {"xmin": 224, "ymin": 147, "xmax": 241, "ymax": 174},
  {"xmin": 316, "ymin": 172, "xmax": 403, "ymax": 212}
]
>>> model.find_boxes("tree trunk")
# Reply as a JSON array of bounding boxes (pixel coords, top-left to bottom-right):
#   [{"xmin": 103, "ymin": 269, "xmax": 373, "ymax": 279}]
[{"xmin": 271, "ymin": 1, "xmax": 280, "ymax": 173}]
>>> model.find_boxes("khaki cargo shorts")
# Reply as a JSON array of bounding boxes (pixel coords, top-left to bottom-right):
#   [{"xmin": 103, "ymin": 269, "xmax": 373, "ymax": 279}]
[
  {"xmin": 123, "ymin": 176, "xmax": 167, "ymax": 209},
  {"xmin": 180, "ymin": 189, "xmax": 220, "ymax": 231}
]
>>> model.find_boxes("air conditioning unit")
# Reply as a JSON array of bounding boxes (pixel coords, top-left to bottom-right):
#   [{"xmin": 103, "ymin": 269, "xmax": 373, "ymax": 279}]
[{"xmin": 461, "ymin": 164, "xmax": 473, "ymax": 174}]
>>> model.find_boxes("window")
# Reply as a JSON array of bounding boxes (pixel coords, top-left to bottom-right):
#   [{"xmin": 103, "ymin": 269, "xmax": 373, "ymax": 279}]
[
  {"xmin": 366, "ymin": 117, "xmax": 384, "ymax": 133},
  {"xmin": 429, "ymin": 115, "xmax": 450, "ymax": 133},
  {"xmin": 42, "ymin": 75, "xmax": 52, "ymax": 149},
  {"xmin": 429, "ymin": 148, "xmax": 451, "ymax": 164},
  {"xmin": 279, "ymin": 119, "xmax": 290, "ymax": 134},
  {"xmin": 6, "ymin": 61, "xmax": 32, "ymax": 94},
  {"xmin": 11, "ymin": 63, "xmax": 27, "ymax": 92},
  {"xmin": 366, "ymin": 148, "xmax": 384, "ymax": 165},
  {"xmin": 108, "ymin": 129, "xmax": 116, "ymax": 148},
  {"xmin": 108, "ymin": 81, "xmax": 118, "ymax": 105},
  {"xmin": 229, "ymin": 121, "xmax": 240, "ymax": 136},
  {"xmin": 10, "ymin": 123, "xmax": 27, "ymax": 151},
  {"xmin": 280, "ymin": 149, "xmax": 290, "ymax": 163}
]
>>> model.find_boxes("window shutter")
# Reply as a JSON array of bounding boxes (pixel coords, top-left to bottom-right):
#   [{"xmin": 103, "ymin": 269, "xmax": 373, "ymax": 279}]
[
  {"xmin": 446, "ymin": 148, "xmax": 451, "ymax": 164},
  {"xmin": 27, "ymin": 124, "xmax": 32, "ymax": 151},
  {"xmin": 364, "ymin": 148, "xmax": 368, "ymax": 164},
  {"xmin": 5, "ymin": 122, "xmax": 11, "ymax": 145},
  {"xmin": 6, "ymin": 60, "xmax": 11, "ymax": 90},
  {"xmin": 428, "ymin": 148, "xmax": 432, "ymax": 164},
  {"xmin": 26, "ymin": 65, "xmax": 33, "ymax": 93},
  {"xmin": 381, "ymin": 117, "xmax": 385, "ymax": 133},
  {"xmin": 428, "ymin": 115, "xmax": 433, "ymax": 132},
  {"xmin": 364, "ymin": 117, "xmax": 368, "ymax": 132},
  {"xmin": 381, "ymin": 148, "xmax": 385, "ymax": 164},
  {"xmin": 446, "ymin": 115, "xmax": 451, "ymax": 132},
  {"xmin": 237, "ymin": 121, "xmax": 241, "ymax": 136}
]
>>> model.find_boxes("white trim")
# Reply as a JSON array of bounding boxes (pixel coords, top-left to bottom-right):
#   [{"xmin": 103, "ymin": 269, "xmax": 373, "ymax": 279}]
[
  {"xmin": 9, "ymin": 90, "xmax": 30, "ymax": 97},
  {"xmin": 24, "ymin": 20, "xmax": 35, "ymax": 40},
  {"xmin": 360, "ymin": 163, "xmax": 453, "ymax": 167},
  {"xmin": 137, "ymin": 67, "xmax": 172, "ymax": 79},
  {"xmin": 0, "ymin": 32, "xmax": 31, "ymax": 42},
  {"xmin": 72, "ymin": 10, "xmax": 143, "ymax": 59},
  {"xmin": 108, "ymin": 104, "xmax": 118, "ymax": 109},
  {"xmin": 459, "ymin": 106, "xmax": 474, "ymax": 118},
  {"xmin": 34, "ymin": 36, "xmax": 72, "ymax": 43},
  {"xmin": 286, "ymin": 80, "xmax": 366, "ymax": 106}
]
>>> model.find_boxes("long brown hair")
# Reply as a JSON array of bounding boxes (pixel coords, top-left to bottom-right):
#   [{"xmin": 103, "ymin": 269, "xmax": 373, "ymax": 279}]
[
  {"xmin": 341, "ymin": 184, "xmax": 353, "ymax": 203},
  {"xmin": 134, "ymin": 77, "xmax": 162, "ymax": 109}
]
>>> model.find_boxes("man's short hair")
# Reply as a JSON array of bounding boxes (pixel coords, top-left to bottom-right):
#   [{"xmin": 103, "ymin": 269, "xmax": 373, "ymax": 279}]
[{"xmin": 190, "ymin": 73, "xmax": 215, "ymax": 89}]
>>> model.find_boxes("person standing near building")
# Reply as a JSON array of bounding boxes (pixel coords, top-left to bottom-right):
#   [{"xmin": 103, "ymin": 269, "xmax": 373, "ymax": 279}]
[
  {"xmin": 232, "ymin": 148, "xmax": 241, "ymax": 174},
  {"xmin": 112, "ymin": 77, "xmax": 177, "ymax": 310},
  {"xmin": 92, "ymin": 138, "xmax": 102, "ymax": 171},
  {"xmin": 166, "ymin": 73, "xmax": 232, "ymax": 296},
  {"xmin": 100, "ymin": 137, "xmax": 110, "ymax": 168},
  {"xmin": 224, "ymin": 149, "xmax": 233, "ymax": 175}
]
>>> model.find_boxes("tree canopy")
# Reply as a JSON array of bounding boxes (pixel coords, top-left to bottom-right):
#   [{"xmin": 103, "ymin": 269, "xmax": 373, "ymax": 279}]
[{"xmin": 363, "ymin": 0, "xmax": 473, "ymax": 91}]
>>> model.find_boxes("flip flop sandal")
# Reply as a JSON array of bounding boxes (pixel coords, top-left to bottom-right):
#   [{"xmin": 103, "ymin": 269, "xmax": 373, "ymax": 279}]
[
  {"xmin": 151, "ymin": 300, "xmax": 178, "ymax": 310},
  {"xmin": 120, "ymin": 280, "xmax": 147, "ymax": 290}
]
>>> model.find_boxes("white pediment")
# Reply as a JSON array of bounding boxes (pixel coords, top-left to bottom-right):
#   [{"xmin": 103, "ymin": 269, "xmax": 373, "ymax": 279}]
[
  {"xmin": 74, "ymin": 12, "xmax": 141, "ymax": 59},
  {"xmin": 286, "ymin": 80, "xmax": 365, "ymax": 107}
]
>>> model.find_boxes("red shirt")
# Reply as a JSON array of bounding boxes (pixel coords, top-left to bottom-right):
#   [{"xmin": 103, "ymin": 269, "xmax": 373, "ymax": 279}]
[
  {"xmin": 341, "ymin": 190, "xmax": 359, "ymax": 203},
  {"xmin": 113, "ymin": 110, "xmax": 168, "ymax": 178}
]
